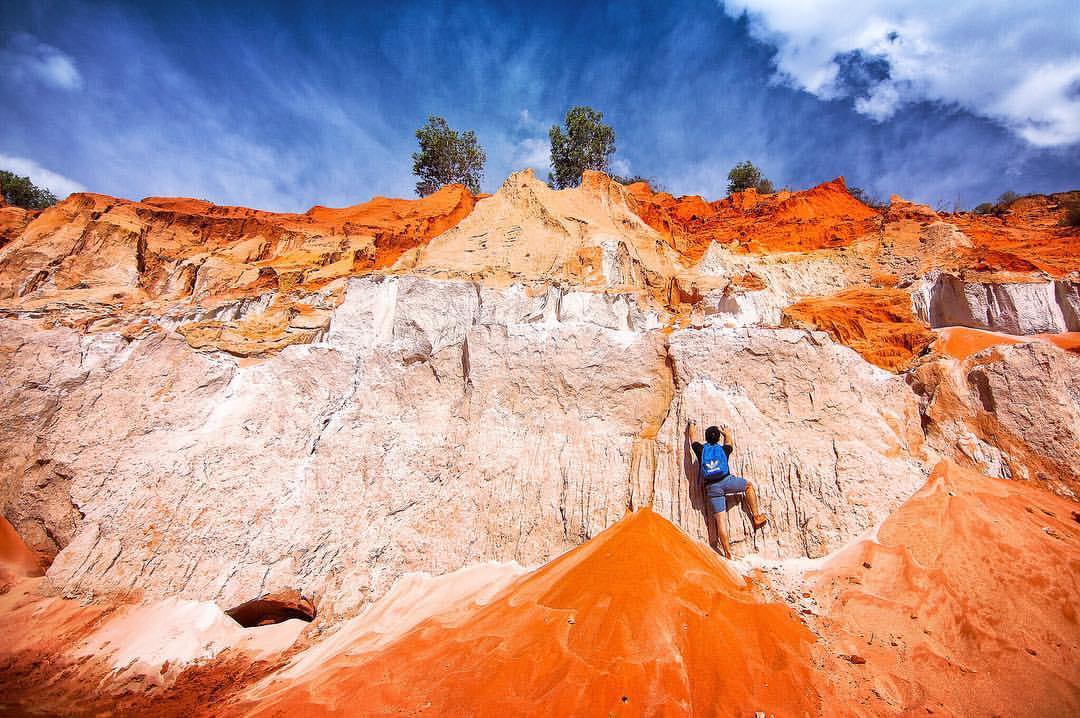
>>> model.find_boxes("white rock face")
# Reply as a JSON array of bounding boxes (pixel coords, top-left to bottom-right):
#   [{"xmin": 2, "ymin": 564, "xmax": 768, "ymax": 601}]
[
  {"xmin": 911, "ymin": 272, "xmax": 1079, "ymax": 334},
  {"xmin": 644, "ymin": 328, "xmax": 928, "ymax": 559},
  {"xmin": 0, "ymin": 274, "xmax": 934, "ymax": 619},
  {"xmin": 693, "ymin": 244, "xmax": 866, "ymax": 327}
]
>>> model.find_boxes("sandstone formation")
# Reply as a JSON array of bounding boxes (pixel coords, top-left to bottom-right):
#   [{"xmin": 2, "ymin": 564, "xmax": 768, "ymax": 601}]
[
  {"xmin": 911, "ymin": 271, "xmax": 1079, "ymax": 335},
  {"xmin": 911, "ymin": 339, "xmax": 1080, "ymax": 496},
  {"xmin": 1, "ymin": 169, "xmax": 1078, "ymax": 715}
]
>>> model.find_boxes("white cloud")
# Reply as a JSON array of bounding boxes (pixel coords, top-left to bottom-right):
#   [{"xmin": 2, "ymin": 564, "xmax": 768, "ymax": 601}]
[
  {"xmin": 1, "ymin": 33, "xmax": 84, "ymax": 91},
  {"xmin": 721, "ymin": 1, "xmax": 1080, "ymax": 146},
  {"xmin": 609, "ymin": 157, "xmax": 632, "ymax": 178},
  {"xmin": 0, "ymin": 154, "xmax": 86, "ymax": 199},
  {"xmin": 512, "ymin": 136, "xmax": 550, "ymax": 171}
]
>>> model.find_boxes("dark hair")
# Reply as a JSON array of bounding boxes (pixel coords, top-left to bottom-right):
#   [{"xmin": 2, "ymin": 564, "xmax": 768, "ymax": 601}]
[{"xmin": 705, "ymin": 425, "xmax": 722, "ymax": 444}]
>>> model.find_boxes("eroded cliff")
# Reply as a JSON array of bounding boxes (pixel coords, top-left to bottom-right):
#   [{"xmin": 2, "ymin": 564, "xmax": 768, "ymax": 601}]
[{"xmin": 1, "ymin": 170, "xmax": 1077, "ymax": 716}]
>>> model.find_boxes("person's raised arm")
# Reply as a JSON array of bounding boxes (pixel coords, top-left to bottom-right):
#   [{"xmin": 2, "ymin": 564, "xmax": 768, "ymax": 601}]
[
  {"xmin": 722, "ymin": 424, "xmax": 734, "ymax": 449},
  {"xmin": 687, "ymin": 418, "xmax": 699, "ymax": 445}
]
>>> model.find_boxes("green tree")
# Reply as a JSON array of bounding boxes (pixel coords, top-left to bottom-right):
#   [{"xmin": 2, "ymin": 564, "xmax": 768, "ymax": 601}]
[
  {"xmin": 548, "ymin": 106, "xmax": 616, "ymax": 189},
  {"xmin": 0, "ymin": 170, "xmax": 58, "ymax": 209},
  {"xmin": 411, "ymin": 116, "xmax": 486, "ymax": 196},
  {"xmin": 726, "ymin": 161, "xmax": 774, "ymax": 195}
]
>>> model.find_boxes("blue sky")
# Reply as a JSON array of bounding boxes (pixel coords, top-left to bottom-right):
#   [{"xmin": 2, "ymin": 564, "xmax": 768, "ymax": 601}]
[{"xmin": 2, "ymin": 0, "xmax": 1078, "ymax": 212}]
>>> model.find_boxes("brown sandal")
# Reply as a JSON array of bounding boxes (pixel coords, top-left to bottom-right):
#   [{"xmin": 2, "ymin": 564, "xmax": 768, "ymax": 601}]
[{"xmin": 752, "ymin": 514, "xmax": 769, "ymax": 530}]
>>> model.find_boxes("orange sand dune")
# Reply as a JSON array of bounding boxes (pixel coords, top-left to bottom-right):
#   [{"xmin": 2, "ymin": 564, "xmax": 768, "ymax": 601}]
[
  {"xmin": 628, "ymin": 177, "xmax": 880, "ymax": 259},
  {"xmin": 782, "ymin": 287, "xmax": 933, "ymax": 371},
  {"xmin": 812, "ymin": 461, "xmax": 1080, "ymax": 717},
  {"xmin": 237, "ymin": 508, "xmax": 821, "ymax": 717},
  {"xmin": 933, "ymin": 325, "xmax": 1080, "ymax": 359}
]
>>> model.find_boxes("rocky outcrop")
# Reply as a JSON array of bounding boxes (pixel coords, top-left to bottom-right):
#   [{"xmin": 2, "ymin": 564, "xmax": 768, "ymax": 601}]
[
  {"xmin": 648, "ymin": 328, "xmax": 927, "ymax": 559},
  {"xmin": 627, "ymin": 177, "xmax": 881, "ymax": 258},
  {"xmin": 399, "ymin": 170, "xmax": 683, "ymax": 297},
  {"xmin": 912, "ymin": 271, "xmax": 1080, "ymax": 335},
  {"xmin": 0, "ymin": 185, "xmax": 475, "ymax": 354},
  {"xmin": 911, "ymin": 341, "xmax": 1080, "ymax": 496}
]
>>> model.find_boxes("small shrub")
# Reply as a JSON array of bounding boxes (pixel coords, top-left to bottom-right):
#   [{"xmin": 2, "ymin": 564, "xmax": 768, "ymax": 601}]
[
  {"xmin": 1061, "ymin": 200, "xmax": 1080, "ymax": 227},
  {"xmin": 726, "ymin": 161, "xmax": 773, "ymax": 195},
  {"xmin": 996, "ymin": 190, "xmax": 1019, "ymax": 207},
  {"xmin": 0, "ymin": 170, "xmax": 58, "ymax": 209},
  {"xmin": 850, "ymin": 186, "xmax": 886, "ymax": 210},
  {"xmin": 612, "ymin": 175, "xmax": 667, "ymax": 193}
]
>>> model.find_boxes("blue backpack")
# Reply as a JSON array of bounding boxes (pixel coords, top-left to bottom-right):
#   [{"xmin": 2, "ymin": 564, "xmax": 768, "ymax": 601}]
[{"xmin": 700, "ymin": 442, "xmax": 729, "ymax": 483}]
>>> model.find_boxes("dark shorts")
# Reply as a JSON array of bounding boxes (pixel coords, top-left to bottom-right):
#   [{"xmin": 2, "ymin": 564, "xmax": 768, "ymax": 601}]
[{"xmin": 704, "ymin": 475, "xmax": 747, "ymax": 513}]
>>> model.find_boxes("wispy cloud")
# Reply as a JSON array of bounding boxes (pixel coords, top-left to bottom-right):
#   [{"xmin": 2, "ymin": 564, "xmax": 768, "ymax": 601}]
[
  {"xmin": 0, "ymin": 1, "xmax": 1076, "ymax": 212},
  {"xmin": 721, "ymin": 0, "xmax": 1080, "ymax": 146},
  {"xmin": 1, "ymin": 33, "xmax": 83, "ymax": 90},
  {"xmin": 512, "ymin": 137, "xmax": 551, "ymax": 173}
]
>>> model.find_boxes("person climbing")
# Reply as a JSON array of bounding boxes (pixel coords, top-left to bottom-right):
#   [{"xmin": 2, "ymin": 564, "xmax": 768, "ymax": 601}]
[{"xmin": 687, "ymin": 419, "xmax": 768, "ymax": 559}]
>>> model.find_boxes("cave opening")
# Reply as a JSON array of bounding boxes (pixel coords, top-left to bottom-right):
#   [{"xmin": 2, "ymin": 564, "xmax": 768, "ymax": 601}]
[{"xmin": 225, "ymin": 590, "xmax": 316, "ymax": 628}]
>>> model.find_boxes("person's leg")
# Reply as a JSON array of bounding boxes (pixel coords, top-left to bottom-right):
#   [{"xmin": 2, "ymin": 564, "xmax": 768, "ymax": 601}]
[
  {"xmin": 720, "ymin": 475, "xmax": 767, "ymax": 530},
  {"xmin": 745, "ymin": 481, "xmax": 768, "ymax": 529},
  {"xmin": 713, "ymin": 511, "xmax": 732, "ymax": 558}
]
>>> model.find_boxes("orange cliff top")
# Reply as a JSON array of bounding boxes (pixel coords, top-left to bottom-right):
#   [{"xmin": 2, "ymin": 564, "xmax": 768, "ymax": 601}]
[
  {"xmin": 947, "ymin": 191, "xmax": 1080, "ymax": 277},
  {"xmin": 139, "ymin": 182, "xmax": 477, "ymax": 270},
  {"xmin": 627, "ymin": 176, "xmax": 881, "ymax": 259},
  {"xmin": 0, "ymin": 184, "xmax": 474, "ymax": 314},
  {"xmin": 2, "ymin": 172, "xmax": 1076, "ymax": 363},
  {"xmin": 237, "ymin": 507, "xmax": 822, "ymax": 718}
]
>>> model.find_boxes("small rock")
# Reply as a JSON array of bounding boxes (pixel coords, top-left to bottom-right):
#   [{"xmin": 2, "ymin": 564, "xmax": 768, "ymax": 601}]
[
  {"xmin": 845, "ymin": 654, "xmax": 867, "ymax": 664},
  {"xmin": 862, "ymin": 561, "xmax": 872, "ymax": 569},
  {"xmin": 1025, "ymin": 647, "xmax": 1037, "ymax": 656}
]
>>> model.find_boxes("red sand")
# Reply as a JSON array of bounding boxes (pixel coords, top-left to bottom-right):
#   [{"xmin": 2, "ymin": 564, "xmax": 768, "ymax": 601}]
[
  {"xmin": 934, "ymin": 326, "xmax": 1080, "ymax": 359},
  {"xmin": 0, "ymin": 516, "xmax": 44, "ymax": 584},
  {"xmin": 812, "ymin": 460, "xmax": 1080, "ymax": 716},
  {"xmin": 782, "ymin": 287, "xmax": 934, "ymax": 372},
  {"xmin": 237, "ymin": 508, "xmax": 821, "ymax": 717}
]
